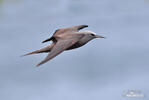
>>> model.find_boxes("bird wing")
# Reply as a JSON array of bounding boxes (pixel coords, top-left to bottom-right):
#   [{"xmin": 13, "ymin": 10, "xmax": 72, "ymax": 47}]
[
  {"xmin": 42, "ymin": 29, "xmax": 60, "ymax": 43},
  {"xmin": 53, "ymin": 25, "xmax": 88, "ymax": 36},
  {"xmin": 42, "ymin": 25, "xmax": 88, "ymax": 43},
  {"xmin": 42, "ymin": 37, "xmax": 56, "ymax": 43},
  {"xmin": 37, "ymin": 34, "xmax": 84, "ymax": 66}
]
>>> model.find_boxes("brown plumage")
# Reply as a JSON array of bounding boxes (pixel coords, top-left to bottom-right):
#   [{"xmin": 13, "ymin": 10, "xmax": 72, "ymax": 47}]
[{"xmin": 22, "ymin": 25, "xmax": 105, "ymax": 66}]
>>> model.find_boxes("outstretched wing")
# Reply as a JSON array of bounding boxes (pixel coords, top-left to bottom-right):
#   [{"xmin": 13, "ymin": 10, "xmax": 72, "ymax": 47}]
[
  {"xmin": 42, "ymin": 37, "xmax": 56, "ymax": 43},
  {"xmin": 37, "ymin": 34, "xmax": 84, "ymax": 66},
  {"xmin": 54, "ymin": 25, "xmax": 88, "ymax": 36},
  {"xmin": 42, "ymin": 29, "xmax": 59, "ymax": 43},
  {"xmin": 42, "ymin": 25, "xmax": 88, "ymax": 43}
]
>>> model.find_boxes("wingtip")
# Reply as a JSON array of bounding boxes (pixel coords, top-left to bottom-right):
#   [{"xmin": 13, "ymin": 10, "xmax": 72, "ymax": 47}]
[
  {"xmin": 77, "ymin": 25, "xmax": 88, "ymax": 30},
  {"xmin": 36, "ymin": 62, "xmax": 43, "ymax": 67},
  {"xmin": 20, "ymin": 53, "xmax": 31, "ymax": 57},
  {"xmin": 84, "ymin": 25, "xmax": 88, "ymax": 27},
  {"xmin": 36, "ymin": 64, "xmax": 40, "ymax": 67},
  {"xmin": 42, "ymin": 40, "xmax": 47, "ymax": 43},
  {"xmin": 80, "ymin": 25, "xmax": 88, "ymax": 28},
  {"xmin": 42, "ymin": 37, "xmax": 52, "ymax": 43},
  {"xmin": 20, "ymin": 54, "xmax": 28, "ymax": 57}
]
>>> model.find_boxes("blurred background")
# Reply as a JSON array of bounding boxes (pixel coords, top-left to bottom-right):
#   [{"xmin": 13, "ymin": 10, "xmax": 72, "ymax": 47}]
[{"xmin": 0, "ymin": 0, "xmax": 149, "ymax": 100}]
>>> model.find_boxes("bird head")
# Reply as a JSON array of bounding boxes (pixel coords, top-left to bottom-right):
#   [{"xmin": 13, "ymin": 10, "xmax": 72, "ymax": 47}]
[{"xmin": 84, "ymin": 31, "xmax": 105, "ymax": 39}]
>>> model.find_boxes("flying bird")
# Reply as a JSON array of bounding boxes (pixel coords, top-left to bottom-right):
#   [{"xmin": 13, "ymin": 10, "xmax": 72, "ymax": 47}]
[{"xmin": 23, "ymin": 25, "xmax": 105, "ymax": 66}]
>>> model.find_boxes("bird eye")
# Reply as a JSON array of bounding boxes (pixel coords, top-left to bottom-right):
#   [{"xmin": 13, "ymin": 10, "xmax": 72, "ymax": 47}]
[{"xmin": 91, "ymin": 34, "xmax": 95, "ymax": 36}]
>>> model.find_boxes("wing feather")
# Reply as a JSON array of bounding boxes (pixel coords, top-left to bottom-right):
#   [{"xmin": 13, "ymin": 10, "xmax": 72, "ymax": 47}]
[{"xmin": 36, "ymin": 34, "xmax": 84, "ymax": 66}]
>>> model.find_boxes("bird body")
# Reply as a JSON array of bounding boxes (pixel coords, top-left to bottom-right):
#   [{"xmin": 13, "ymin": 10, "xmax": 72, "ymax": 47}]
[{"xmin": 23, "ymin": 25, "xmax": 105, "ymax": 66}]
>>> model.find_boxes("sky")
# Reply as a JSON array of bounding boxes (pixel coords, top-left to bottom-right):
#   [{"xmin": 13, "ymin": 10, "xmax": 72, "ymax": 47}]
[{"xmin": 0, "ymin": 0, "xmax": 149, "ymax": 100}]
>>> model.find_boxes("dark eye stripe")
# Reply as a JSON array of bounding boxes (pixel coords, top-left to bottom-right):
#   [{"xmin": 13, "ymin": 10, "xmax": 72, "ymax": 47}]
[{"xmin": 91, "ymin": 34, "xmax": 95, "ymax": 36}]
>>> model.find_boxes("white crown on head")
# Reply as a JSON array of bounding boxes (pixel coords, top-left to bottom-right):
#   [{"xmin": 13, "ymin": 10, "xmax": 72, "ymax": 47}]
[{"xmin": 83, "ymin": 30, "xmax": 96, "ymax": 35}]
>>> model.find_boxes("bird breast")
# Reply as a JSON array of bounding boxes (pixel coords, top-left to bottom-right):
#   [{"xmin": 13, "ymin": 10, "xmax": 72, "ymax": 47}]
[
  {"xmin": 79, "ymin": 35, "xmax": 92, "ymax": 44},
  {"xmin": 66, "ymin": 35, "xmax": 92, "ymax": 50}
]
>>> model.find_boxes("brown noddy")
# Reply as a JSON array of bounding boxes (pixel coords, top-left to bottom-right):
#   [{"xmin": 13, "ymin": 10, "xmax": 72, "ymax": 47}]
[{"xmin": 22, "ymin": 25, "xmax": 105, "ymax": 66}]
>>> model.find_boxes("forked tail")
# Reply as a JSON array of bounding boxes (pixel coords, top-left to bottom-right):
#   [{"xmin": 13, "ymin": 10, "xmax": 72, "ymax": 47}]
[
  {"xmin": 21, "ymin": 50, "xmax": 42, "ymax": 57},
  {"xmin": 21, "ymin": 43, "xmax": 55, "ymax": 57}
]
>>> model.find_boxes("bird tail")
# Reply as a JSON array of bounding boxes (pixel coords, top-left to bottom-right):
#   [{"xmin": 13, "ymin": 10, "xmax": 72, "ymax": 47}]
[
  {"xmin": 21, "ymin": 44, "xmax": 55, "ymax": 57},
  {"xmin": 21, "ymin": 50, "xmax": 42, "ymax": 57}
]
